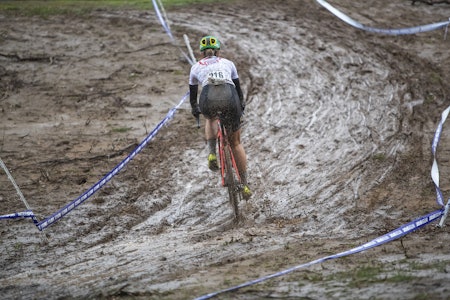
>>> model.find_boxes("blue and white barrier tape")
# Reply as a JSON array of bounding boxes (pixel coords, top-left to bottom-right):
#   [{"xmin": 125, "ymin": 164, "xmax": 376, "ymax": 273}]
[
  {"xmin": 36, "ymin": 93, "xmax": 188, "ymax": 231},
  {"xmin": 195, "ymin": 209, "xmax": 444, "ymax": 300},
  {"xmin": 152, "ymin": 0, "xmax": 173, "ymax": 40},
  {"xmin": 316, "ymin": 0, "xmax": 450, "ymax": 35},
  {"xmin": 431, "ymin": 105, "xmax": 450, "ymax": 226},
  {"xmin": 431, "ymin": 106, "xmax": 450, "ymax": 207},
  {"xmin": 0, "ymin": 210, "xmax": 36, "ymax": 221},
  {"xmin": 152, "ymin": 0, "xmax": 196, "ymax": 65}
]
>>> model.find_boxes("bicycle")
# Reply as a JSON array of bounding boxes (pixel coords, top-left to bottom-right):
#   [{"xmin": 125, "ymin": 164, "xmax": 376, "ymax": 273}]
[
  {"xmin": 216, "ymin": 116, "xmax": 243, "ymax": 221},
  {"xmin": 197, "ymin": 114, "xmax": 243, "ymax": 221}
]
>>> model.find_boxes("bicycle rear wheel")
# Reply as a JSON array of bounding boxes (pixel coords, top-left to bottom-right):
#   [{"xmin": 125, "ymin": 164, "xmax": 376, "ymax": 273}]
[{"xmin": 224, "ymin": 145, "xmax": 240, "ymax": 220}]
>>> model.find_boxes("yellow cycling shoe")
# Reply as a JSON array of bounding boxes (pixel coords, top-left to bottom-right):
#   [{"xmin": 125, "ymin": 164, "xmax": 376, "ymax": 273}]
[
  {"xmin": 242, "ymin": 185, "xmax": 252, "ymax": 200},
  {"xmin": 208, "ymin": 153, "xmax": 219, "ymax": 171}
]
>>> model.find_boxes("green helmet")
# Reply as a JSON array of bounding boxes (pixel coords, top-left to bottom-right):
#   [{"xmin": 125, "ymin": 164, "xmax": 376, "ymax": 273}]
[{"xmin": 199, "ymin": 35, "xmax": 221, "ymax": 51}]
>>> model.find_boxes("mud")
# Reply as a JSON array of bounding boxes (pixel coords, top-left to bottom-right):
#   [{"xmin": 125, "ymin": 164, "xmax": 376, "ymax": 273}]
[{"xmin": 1, "ymin": 0, "xmax": 450, "ymax": 299}]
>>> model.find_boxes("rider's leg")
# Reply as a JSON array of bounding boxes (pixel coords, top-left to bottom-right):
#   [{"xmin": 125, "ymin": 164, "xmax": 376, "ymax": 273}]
[
  {"xmin": 205, "ymin": 118, "xmax": 218, "ymax": 154},
  {"xmin": 229, "ymin": 129, "xmax": 248, "ymax": 185},
  {"xmin": 230, "ymin": 130, "xmax": 252, "ymax": 199},
  {"xmin": 205, "ymin": 118, "xmax": 219, "ymax": 171}
]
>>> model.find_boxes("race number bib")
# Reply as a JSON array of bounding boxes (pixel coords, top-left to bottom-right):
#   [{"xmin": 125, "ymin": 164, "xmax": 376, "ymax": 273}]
[{"xmin": 207, "ymin": 70, "xmax": 230, "ymax": 85}]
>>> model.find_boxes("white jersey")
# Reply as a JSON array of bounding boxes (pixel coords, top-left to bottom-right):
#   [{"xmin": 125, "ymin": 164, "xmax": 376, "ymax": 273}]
[{"xmin": 189, "ymin": 56, "xmax": 239, "ymax": 87}]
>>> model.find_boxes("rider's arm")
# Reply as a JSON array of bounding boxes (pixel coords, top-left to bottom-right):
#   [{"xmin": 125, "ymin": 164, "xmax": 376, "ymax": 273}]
[
  {"xmin": 189, "ymin": 84, "xmax": 198, "ymax": 108},
  {"xmin": 232, "ymin": 78, "xmax": 244, "ymax": 109}
]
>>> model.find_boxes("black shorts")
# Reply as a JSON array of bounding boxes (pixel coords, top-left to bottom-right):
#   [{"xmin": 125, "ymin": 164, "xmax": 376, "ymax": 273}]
[{"xmin": 199, "ymin": 83, "xmax": 242, "ymax": 132}]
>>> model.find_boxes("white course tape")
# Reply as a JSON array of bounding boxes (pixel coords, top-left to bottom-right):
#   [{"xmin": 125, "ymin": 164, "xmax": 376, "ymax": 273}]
[
  {"xmin": 431, "ymin": 106, "xmax": 450, "ymax": 207},
  {"xmin": 152, "ymin": 0, "xmax": 196, "ymax": 65},
  {"xmin": 316, "ymin": 0, "xmax": 450, "ymax": 35},
  {"xmin": 431, "ymin": 105, "xmax": 450, "ymax": 227}
]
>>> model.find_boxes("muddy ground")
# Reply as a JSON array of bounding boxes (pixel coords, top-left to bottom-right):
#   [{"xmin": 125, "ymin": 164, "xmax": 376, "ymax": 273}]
[{"xmin": 1, "ymin": 0, "xmax": 450, "ymax": 299}]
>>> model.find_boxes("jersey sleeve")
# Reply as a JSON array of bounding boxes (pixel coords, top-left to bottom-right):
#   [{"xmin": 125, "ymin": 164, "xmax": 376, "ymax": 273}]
[
  {"xmin": 189, "ymin": 64, "xmax": 199, "ymax": 85},
  {"xmin": 230, "ymin": 60, "xmax": 239, "ymax": 80}
]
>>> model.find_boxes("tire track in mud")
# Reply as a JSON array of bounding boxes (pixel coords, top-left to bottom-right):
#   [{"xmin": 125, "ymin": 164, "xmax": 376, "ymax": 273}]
[
  {"xmin": 174, "ymin": 1, "xmax": 411, "ymax": 236},
  {"xmin": 46, "ymin": 2, "xmax": 424, "ymax": 297}
]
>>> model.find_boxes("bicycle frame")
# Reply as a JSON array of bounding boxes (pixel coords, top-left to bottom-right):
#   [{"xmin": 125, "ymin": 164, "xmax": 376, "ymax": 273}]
[
  {"xmin": 217, "ymin": 119, "xmax": 241, "ymax": 187},
  {"xmin": 216, "ymin": 118, "xmax": 242, "ymax": 220}
]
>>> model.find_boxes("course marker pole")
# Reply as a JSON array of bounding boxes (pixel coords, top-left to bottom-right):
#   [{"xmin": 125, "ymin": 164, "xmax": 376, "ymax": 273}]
[{"xmin": 0, "ymin": 157, "xmax": 39, "ymax": 225}]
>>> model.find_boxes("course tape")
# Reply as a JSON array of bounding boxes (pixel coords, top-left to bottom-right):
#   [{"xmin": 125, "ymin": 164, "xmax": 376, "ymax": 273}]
[
  {"xmin": 36, "ymin": 93, "xmax": 188, "ymax": 231},
  {"xmin": 0, "ymin": 210, "xmax": 36, "ymax": 220},
  {"xmin": 431, "ymin": 106, "xmax": 450, "ymax": 207},
  {"xmin": 152, "ymin": 0, "xmax": 196, "ymax": 65},
  {"xmin": 316, "ymin": 0, "xmax": 450, "ymax": 35},
  {"xmin": 431, "ymin": 105, "xmax": 450, "ymax": 226},
  {"xmin": 195, "ymin": 209, "xmax": 444, "ymax": 300}
]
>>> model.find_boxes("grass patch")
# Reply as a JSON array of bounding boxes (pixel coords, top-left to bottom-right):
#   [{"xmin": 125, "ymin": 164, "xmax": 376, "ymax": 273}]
[
  {"xmin": 372, "ymin": 152, "xmax": 386, "ymax": 161},
  {"xmin": 0, "ymin": 0, "xmax": 233, "ymax": 17},
  {"xmin": 409, "ymin": 260, "xmax": 450, "ymax": 273},
  {"xmin": 329, "ymin": 264, "xmax": 417, "ymax": 288},
  {"xmin": 111, "ymin": 127, "xmax": 132, "ymax": 133},
  {"xmin": 0, "ymin": 0, "xmax": 147, "ymax": 16},
  {"xmin": 385, "ymin": 272, "xmax": 414, "ymax": 283},
  {"xmin": 347, "ymin": 265, "xmax": 384, "ymax": 287}
]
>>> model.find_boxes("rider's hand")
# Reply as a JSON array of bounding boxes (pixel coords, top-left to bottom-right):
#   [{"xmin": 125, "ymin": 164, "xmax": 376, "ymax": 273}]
[{"xmin": 191, "ymin": 104, "xmax": 201, "ymax": 119}]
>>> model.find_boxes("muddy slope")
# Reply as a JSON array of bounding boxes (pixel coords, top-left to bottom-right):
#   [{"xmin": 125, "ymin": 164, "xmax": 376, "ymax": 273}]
[{"xmin": 1, "ymin": 1, "xmax": 450, "ymax": 299}]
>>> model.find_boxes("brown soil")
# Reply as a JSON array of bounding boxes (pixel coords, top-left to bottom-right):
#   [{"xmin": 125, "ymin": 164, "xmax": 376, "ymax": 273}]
[{"xmin": 1, "ymin": 1, "xmax": 450, "ymax": 299}]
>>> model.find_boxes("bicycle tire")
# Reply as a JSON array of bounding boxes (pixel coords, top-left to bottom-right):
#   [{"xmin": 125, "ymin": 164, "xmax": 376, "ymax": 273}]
[{"xmin": 224, "ymin": 144, "xmax": 240, "ymax": 220}]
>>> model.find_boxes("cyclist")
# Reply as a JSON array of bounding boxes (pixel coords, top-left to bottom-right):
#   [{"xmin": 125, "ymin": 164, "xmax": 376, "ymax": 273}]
[{"xmin": 189, "ymin": 35, "xmax": 252, "ymax": 200}]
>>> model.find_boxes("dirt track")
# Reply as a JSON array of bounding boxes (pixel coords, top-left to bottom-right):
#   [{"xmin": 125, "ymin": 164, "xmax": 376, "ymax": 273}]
[{"xmin": 1, "ymin": 0, "xmax": 450, "ymax": 299}]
